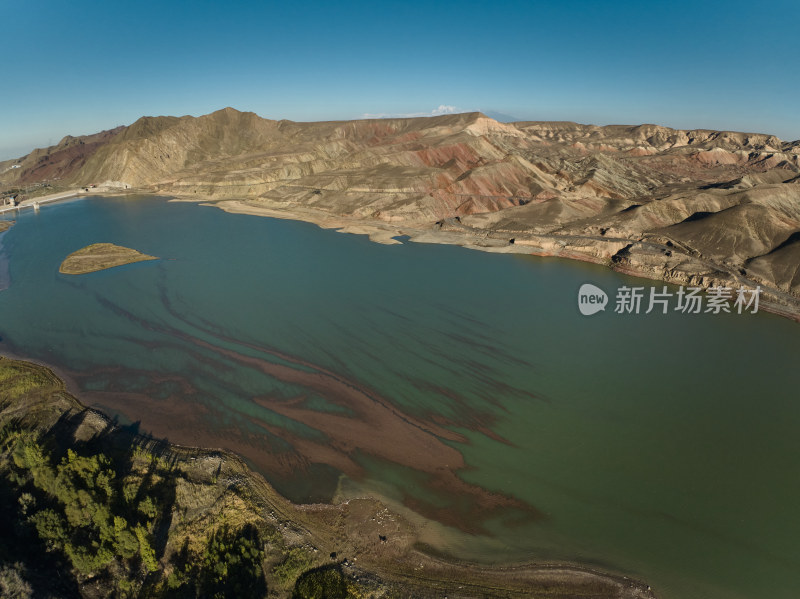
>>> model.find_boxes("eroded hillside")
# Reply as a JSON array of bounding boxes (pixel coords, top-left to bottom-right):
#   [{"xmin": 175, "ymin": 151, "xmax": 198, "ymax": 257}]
[{"xmin": 4, "ymin": 108, "xmax": 800, "ymax": 315}]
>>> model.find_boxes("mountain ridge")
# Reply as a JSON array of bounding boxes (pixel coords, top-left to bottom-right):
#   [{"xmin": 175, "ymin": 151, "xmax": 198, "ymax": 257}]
[{"xmin": 3, "ymin": 108, "xmax": 800, "ymax": 318}]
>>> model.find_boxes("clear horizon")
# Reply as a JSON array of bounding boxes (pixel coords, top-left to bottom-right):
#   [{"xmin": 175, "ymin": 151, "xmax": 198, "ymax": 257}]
[{"xmin": 3, "ymin": 0, "xmax": 799, "ymax": 161}]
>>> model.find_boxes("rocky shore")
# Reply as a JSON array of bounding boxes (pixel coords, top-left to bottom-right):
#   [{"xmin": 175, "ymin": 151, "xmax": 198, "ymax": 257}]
[{"xmin": 0, "ymin": 356, "xmax": 657, "ymax": 598}]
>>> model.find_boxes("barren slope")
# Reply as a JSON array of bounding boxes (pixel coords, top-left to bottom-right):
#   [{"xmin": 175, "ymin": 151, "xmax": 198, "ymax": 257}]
[{"xmin": 3, "ymin": 107, "xmax": 799, "ymax": 317}]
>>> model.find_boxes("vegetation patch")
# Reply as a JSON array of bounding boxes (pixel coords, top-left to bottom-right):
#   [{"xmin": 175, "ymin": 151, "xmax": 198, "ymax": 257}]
[
  {"xmin": 272, "ymin": 546, "xmax": 314, "ymax": 586},
  {"xmin": 0, "ymin": 356, "xmax": 655, "ymax": 599},
  {"xmin": 0, "ymin": 357, "xmax": 272, "ymax": 598},
  {"xmin": 293, "ymin": 565, "xmax": 352, "ymax": 599}
]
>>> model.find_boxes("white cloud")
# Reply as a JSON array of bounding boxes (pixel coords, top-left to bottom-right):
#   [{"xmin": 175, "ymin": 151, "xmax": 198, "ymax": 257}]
[
  {"xmin": 431, "ymin": 104, "xmax": 458, "ymax": 115},
  {"xmin": 360, "ymin": 105, "xmax": 462, "ymax": 119}
]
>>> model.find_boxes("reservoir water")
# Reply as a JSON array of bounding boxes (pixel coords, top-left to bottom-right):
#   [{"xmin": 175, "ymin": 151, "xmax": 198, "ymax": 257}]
[{"xmin": 1, "ymin": 195, "xmax": 799, "ymax": 599}]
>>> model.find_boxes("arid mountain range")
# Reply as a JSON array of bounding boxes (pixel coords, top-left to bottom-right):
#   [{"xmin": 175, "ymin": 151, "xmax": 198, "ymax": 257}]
[{"xmin": 3, "ymin": 108, "xmax": 800, "ymax": 317}]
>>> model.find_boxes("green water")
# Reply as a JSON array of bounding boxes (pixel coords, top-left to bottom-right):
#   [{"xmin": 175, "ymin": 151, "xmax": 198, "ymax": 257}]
[{"xmin": 1, "ymin": 195, "xmax": 799, "ymax": 599}]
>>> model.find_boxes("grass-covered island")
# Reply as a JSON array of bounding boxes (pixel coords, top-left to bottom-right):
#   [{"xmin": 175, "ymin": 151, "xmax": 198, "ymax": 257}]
[
  {"xmin": 59, "ymin": 243, "xmax": 158, "ymax": 275},
  {"xmin": 0, "ymin": 357, "xmax": 655, "ymax": 598}
]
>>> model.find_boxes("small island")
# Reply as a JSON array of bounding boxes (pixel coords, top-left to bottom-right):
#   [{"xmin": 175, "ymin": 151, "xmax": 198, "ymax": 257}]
[{"xmin": 59, "ymin": 243, "xmax": 157, "ymax": 275}]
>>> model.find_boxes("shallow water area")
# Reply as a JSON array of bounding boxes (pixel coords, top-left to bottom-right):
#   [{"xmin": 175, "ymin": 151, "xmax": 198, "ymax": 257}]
[{"xmin": 1, "ymin": 195, "xmax": 799, "ymax": 599}]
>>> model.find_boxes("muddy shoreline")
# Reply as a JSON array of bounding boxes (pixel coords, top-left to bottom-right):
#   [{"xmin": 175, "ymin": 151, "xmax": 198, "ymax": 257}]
[{"xmin": 0, "ymin": 354, "xmax": 658, "ymax": 598}]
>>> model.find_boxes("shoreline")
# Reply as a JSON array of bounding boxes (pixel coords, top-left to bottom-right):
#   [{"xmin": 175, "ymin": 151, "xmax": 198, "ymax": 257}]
[
  {"xmin": 7, "ymin": 187, "xmax": 795, "ymax": 323},
  {"xmin": 0, "ymin": 352, "xmax": 657, "ymax": 598},
  {"xmin": 0, "ymin": 184, "xmax": 146, "ymax": 215},
  {"xmin": 198, "ymin": 196, "xmax": 800, "ymax": 324},
  {"xmin": 0, "ymin": 188, "xmax": 81, "ymax": 214}
]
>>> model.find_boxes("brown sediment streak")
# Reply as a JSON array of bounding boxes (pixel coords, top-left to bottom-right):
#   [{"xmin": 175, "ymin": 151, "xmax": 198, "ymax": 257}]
[
  {"xmin": 83, "ymin": 389, "xmax": 209, "ymax": 433},
  {"xmin": 191, "ymin": 337, "xmax": 466, "ymax": 445},
  {"xmin": 244, "ymin": 406, "xmax": 540, "ymax": 533},
  {"xmin": 177, "ymin": 338, "xmax": 543, "ymax": 530},
  {"xmin": 158, "ymin": 277, "xmax": 547, "ymax": 439},
  {"xmin": 78, "ymin": 387, "xmax": 301, "ymax": 477},
  {"xmin": 91, "ymin": 292, "xmax": 468, "ymax": 444},
  {"xmin": 415, "ymin": 384, "xmax": 511, "ymax": 445},
  {"xmin": 62, "ymin": 361, "xmax": 298, "ymax": 466},
  {"xmin": 67, "ymin": 364, "xmax": 197, "ymax": 395},
  {"xmin": 158, "ymin": 278, "xmax": 541, "ymax": 415},
  {"xmin": 85, "ymin": 290, "xmax": 542, "ymax": 531},
  {"xmin": 158, "ymin": 299, "xmax": 495, "ymax": 441},
  {"xmin": 75, "ymin": 376, "xmax": 537, "ymax": 535}
]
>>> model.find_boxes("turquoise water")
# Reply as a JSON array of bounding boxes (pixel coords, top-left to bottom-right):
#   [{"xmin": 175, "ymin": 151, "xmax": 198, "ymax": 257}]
[{"xmin": 1, "ymin": 195, "xmax": 799, "ymax": 599}]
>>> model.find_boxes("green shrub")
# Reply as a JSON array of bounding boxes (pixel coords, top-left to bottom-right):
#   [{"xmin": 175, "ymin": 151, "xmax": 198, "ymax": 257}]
[
  {"xmin": 199, "ymin": 524, "xmax": 266, "ymax": 598},
  {"xmin": 135, "ymin": 525, "xmax": 159, "ymax": 572},
  {"xmin": 272, "ymin": 546, "xmax": 313, "ymax": 585},
  {"xmin": 293, "ymin": 566, "xmax": 349, "ymax": 599}
]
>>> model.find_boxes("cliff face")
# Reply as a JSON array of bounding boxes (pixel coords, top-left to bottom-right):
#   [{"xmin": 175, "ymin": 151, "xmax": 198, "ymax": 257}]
[{"xmin": 5, "ymin": 107, "xmax": 800, "ymax": 308}]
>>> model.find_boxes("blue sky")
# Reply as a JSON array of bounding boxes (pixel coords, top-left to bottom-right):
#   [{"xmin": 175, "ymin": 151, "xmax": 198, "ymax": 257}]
[{"xmin": 2, "ymin": 0, "xmax": 799, "ymax": 159}]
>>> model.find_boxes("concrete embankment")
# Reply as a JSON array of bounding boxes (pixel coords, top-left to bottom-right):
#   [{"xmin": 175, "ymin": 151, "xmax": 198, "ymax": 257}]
[{"xmin": 0, "ymin": 189, "xmax": 82, "ymax": 214}]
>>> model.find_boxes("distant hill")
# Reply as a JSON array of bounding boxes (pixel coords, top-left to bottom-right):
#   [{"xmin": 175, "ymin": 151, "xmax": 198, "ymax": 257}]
[{"xmin": 3, "ymin": 107, "xmax": 800, "ymax": 316}]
